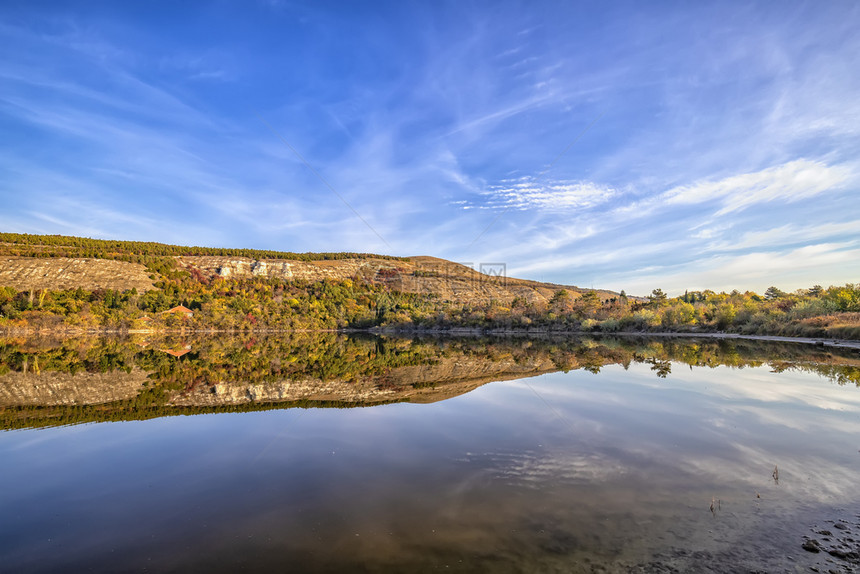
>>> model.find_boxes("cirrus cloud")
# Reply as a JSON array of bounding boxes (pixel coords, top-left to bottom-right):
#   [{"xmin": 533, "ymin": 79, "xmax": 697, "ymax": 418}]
[
  {"xmin": 469, "ymin": 176, "xmax": 618, "ymax": 211},
  {"xmin": 662, "ymin": 159, "xmax": 853, "ymax": 215}
]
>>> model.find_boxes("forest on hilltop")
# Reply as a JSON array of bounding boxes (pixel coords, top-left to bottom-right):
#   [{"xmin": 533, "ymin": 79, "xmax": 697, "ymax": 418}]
[{"xmin": 0, "ymin": 232, "xmax": 406, "ymax": 264}]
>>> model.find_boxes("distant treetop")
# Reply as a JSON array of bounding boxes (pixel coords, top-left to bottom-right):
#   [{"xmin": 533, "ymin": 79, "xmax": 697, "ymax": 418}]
[{"xmin": 0, "ymin": 232, "xmax": 407, "ymax": 262}]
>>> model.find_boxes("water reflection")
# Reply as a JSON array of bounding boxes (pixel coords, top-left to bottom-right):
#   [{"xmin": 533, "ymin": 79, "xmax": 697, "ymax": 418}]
[
  {"xmin": 1, "ymin": 334, "xmax": 859, "ymax": 572},
  {"xmin": 1, "ymin": 333, "xmax": 859, "ymax": 430}
]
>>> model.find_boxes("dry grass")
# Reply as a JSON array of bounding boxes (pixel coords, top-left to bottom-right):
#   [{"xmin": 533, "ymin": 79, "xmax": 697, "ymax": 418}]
[{"xmin": 789, "ymin": 313, "xmax": 860, "ymax": 340}]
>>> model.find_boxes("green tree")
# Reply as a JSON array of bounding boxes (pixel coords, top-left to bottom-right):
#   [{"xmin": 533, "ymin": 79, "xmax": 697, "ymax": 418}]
[
  {"xmin": 649, "ymin": 288, "xmax": 668, "ymax": 307},
  {"xmin": 764, "ymin": 286, "xmax": 786, "ymax": 301}
]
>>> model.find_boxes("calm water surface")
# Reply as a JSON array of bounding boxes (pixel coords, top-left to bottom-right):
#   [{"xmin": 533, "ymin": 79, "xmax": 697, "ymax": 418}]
[{"xmin": 1, "ymin": 336, "xmax": 859, "ymax": 572}]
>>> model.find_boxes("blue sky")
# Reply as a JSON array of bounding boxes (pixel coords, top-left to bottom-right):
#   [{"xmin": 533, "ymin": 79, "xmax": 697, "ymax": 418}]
[{"xmin": 1, "ymin": 1, "xmax": 859, "ymax": 296}]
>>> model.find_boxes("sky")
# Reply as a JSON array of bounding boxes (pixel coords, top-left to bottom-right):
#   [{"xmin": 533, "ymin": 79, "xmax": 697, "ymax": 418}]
[{"xmin": 1, "ymin": 1, "xmax": 859, "ymax": 296}]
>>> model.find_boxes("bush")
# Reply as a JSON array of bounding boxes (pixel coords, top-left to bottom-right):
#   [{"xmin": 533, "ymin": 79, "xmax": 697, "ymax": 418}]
[
  {"xmin": 630, "ymin": 310, "xmax": 661, "ymax": 329},
  {"xmin": 661, "ymin": 302, "xmax": 696, "ymax": 328},
  {"xmin": 598, "ymin": 318, "xmax": 620, "ymax": 332},
  {"xmin": 789, "ymin": 298, "xmax": 838, "ymax": 320}
]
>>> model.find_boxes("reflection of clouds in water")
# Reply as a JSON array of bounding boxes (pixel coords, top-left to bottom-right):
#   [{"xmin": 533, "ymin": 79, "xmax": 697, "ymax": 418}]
[
  {"xmin": 464, "ymin": 448, "xmax": 627, "ymax": 488},
  {"xmin": 461, "ymin": 377, "xmax": 860, "ymax": 510},
  {"xmin": 715, "ymin": 403, "xmax": 860, "ymax": 435},
  {"xmin": 541, "ymin": 362, "xmax": 860, "ymax": 413},
  {"xmin": 533, "ymin": 363, "xmax": 860, "ymax": 440},
  {"xmin": 448, "ymin": 363, "xmax": 860, "ymax": 514},
  {"xmin": 674, "ymin": 442, "xmax": 860, "ymax": 505},
  {"xmin": 702, "ymin": 367, "xmax": 860, "ymax": 412},
  {"xmin": 694, "ymin": 367, "xmax": 860, "ymax": 437}
]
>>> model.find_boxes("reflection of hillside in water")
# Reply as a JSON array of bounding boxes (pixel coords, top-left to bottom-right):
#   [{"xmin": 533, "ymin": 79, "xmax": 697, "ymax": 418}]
[{"xmin": 1, "ymin": 333, "xmax": 859, "ymax": 429}]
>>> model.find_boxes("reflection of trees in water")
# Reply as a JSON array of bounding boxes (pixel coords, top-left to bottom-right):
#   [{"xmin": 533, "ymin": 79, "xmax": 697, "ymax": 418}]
[
  {"xmin": 0, "ymin": 333, "xmax": 433, "ymax": 384},
  {"xmin": 646, "ymin": 358, "xmax": 672, "ymax": 378},
  {"xmin": 2, "ymin": 334, "xmax": 858, "ymax": 385},
  {"xmin": 1, "ymin": 335, "xmax": 859, "ymax": 429}
]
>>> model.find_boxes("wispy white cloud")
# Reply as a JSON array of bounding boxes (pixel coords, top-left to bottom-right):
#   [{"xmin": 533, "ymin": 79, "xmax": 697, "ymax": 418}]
[
  {"xmin": 598, "ymin": 242, "xmax": 860, "ymax": 295},
  {"xmin": 701, "ymin": 219, "xmax": 860, "ymax": 253},
  {"xmin": 507, "ymin": 239, "xmax": 682, "ymax": 279},
  {"xmin": 442, "ymin": 93, "xmax": 558, "ymax": 138},
  {"xmin": 470, "ymin": 177, "xmax": 617, "ymax": 211},
  {"xmin": 464, "ymin": 156, "xmax": 857, "ymax": 291},
  {"xmin": 662, "ymin": 159, "xmax": 853, "ymax": 215},
  {"xmin": 158, "ymin": 53, "xmax": 234, "ymax": 83}
]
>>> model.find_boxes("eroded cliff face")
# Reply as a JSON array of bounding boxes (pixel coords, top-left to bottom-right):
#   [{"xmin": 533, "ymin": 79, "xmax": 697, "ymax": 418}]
[
  {"xmin": 177, "ymin": 255, "xmax": 603, "ymax": 306},
  {"xmin": 179, "ymin": 256, "xmax": 373, "ymax": 282},
  {"xmin": 0, "ymin": 254, "xmax": 608, "ymax": 306},
  {"xmin": 0, "ymin": 257, "xmax": 155, "ymax": 293},
  {"xmin": 0, "ymin": 368, "xmax": 150, "ymax": 406}
]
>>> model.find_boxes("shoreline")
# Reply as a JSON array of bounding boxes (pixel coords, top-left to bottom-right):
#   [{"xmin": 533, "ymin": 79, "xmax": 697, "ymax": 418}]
[{"xmin": 1, "ymin": 325, "xmax": 859, "ymax": 350}]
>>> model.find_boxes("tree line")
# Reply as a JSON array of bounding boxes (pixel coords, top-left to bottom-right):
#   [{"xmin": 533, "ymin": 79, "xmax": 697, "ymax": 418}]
[
  {"xmin": 0, "ymin": 232, "xmax": 406, "ymax": 263},
  {"xmin": 1, "ymin": 270, "xmax": 859, "ymax": 340}
]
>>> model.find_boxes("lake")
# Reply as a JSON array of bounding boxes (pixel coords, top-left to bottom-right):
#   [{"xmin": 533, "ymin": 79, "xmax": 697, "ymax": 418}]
[{"xmin": 1, "ymin": 334, "xmax": 859, "ymax": 572}]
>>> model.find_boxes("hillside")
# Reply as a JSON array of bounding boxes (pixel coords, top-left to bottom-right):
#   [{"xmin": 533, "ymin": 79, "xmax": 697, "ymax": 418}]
[
  {"xmin": 0, "ymin": 233, "xmax": 610, "ymax": 306},
  {"xmin": 2, "ymin": 233, "xmax": 858, "ymax": 339},
  {"xmin": 176, "ymin": 254, "xmax": 614, "ymax": 306},
  {"xmin": 0, "ymin": 256, "xmax": 157, "ymax": 293}
]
